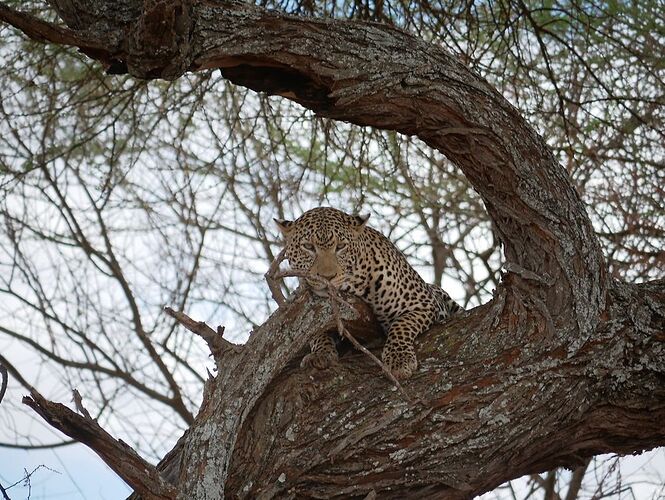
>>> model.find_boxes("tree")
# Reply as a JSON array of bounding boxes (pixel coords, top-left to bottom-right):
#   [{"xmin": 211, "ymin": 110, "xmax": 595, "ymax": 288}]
[{"xmin": 0, "ymin": 0, "xmax": 663, "ymax": 498}]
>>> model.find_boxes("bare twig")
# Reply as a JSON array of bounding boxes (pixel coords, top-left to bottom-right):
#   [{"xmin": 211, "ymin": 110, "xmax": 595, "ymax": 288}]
[
  {"xmin": 265, "ymin": 249, "xmax": 287, "ymax": 306},
  {"xmin": 0, "ymin": 465, "xmax": 60, "ymax": 499},
  {"xmin": 163, "ymin": 306, "xmax": 240, "ymax": 360},
  {"xmin": 0, "ymin": 363, "xmax": 7, "ymax": 406},
  {"xmin": 326, "ymin": 282, "xmax": 415, "ymax": 404}
]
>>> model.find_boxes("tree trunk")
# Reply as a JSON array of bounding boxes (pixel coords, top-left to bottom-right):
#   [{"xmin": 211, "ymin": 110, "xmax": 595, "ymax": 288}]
[{"xmin": 2, "ymin": 1, "xmax": 663, "ymax": 498}]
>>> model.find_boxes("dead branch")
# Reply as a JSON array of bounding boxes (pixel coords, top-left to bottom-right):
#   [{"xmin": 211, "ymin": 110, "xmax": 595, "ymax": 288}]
[
  {"xmin": 265, "ymin": 249, "xmax": 287, "ymax": 306},
  {"xmin": 163, "ymin": 306, "xmax": 240, "ymax": 363},
  {"xmin": 22, "ymin": 389, "xmax": 176, "ymax": 500},
  {"xmin": 71, "ymin": 389, "xmax": 92, "ymax": 420}
]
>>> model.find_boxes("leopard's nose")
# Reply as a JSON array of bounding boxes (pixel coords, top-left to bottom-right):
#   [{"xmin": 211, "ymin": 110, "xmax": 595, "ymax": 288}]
[{"xmin": 319, "ymin": 270, "xmax": 338, "ymax": 280}]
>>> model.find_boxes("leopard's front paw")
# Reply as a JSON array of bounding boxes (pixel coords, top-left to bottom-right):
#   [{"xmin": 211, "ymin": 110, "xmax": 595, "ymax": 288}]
[
  {"xmin": 382, "ymin": 345, "xmax": 418, "ymax": 380},
  {"xmin": 301, "ymin": 347, "xmax": 338, "ymax": 370}
]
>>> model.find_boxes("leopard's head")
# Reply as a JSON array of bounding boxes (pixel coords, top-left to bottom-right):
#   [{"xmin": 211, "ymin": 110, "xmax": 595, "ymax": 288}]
[{"xmin": 275, "ymin": 207, "xmax": 369, "ymax": 295}]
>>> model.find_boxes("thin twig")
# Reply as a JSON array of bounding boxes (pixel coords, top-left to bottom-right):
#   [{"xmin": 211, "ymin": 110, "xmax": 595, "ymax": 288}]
[
  {"xmin": 0, "ymin": 363, "xmax": 7, "ymax": 405},
  {"xmin": 326, "ymin": 282, "xmax": 414, "ymax": 404},
  {"xmin": 0, "ymin": 465, "xmax": 60, "ymax": 500}
]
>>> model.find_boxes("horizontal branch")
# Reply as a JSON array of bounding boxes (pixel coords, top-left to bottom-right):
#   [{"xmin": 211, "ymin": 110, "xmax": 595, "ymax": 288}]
[
  {"xmin": 0, "ymin": 3, "xmax": 111, "ymax": 51},
  {"xmin": 22, "ymin": 389, "xmax": 176, "ymax": 500}
]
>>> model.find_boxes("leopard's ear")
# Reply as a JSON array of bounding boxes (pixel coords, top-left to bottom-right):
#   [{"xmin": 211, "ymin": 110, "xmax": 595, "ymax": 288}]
[
  {"xmin": 274, "ymin": 218, "xmax": 294, "ymax": 235},
  {"xmin": 352, "ymin": 213, "xmax": 370, "ymax": 230}
]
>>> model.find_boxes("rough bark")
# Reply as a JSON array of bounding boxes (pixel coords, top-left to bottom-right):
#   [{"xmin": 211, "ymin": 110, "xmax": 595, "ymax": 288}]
[
  {"xmin": 1, "ymin": 1, "xmax": 663, "ymax": 499},
  {"xmin": 221, "ymin": 280, "xmax": 664, "ymax": 499}
]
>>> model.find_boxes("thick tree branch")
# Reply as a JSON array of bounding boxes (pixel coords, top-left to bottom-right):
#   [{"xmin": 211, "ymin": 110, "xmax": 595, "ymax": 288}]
[
  {"xmin": 221, "ymin": 281, "xmax": 664, "ymax": 498},
  {"xmin": 172, "ymin": 289, "xmax": 381, "ymax": 497}
]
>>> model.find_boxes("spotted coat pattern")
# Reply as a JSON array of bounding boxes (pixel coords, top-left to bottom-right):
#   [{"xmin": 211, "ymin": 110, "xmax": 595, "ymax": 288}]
[{"xmin": 276, "ymin": 207, "xmax": 462, "ymax": 379}]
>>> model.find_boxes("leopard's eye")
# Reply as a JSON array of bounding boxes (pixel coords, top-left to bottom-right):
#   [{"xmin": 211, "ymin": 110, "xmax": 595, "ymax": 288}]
[
  {"xmin": 302, "ymin": 242, "xmax": 315, "ymax": 252},
  {"xmin": 336, "ymin": 242, "xmax": 347, "ymax": 251}
]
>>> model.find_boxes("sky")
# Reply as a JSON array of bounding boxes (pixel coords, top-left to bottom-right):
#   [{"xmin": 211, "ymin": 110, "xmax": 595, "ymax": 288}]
[{"xmin": 0, "ymin": 445, "xmax": 131, "ymax": 499}]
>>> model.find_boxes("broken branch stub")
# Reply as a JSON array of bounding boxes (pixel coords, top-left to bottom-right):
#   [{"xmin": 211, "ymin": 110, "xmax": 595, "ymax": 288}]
[
  {"xmin": 265, "ymin": 249, "xmax": 288, "ymax": 307},
  {"xmin": 163, "ymin": 306, "xmax": 240, "ymax": 366}
]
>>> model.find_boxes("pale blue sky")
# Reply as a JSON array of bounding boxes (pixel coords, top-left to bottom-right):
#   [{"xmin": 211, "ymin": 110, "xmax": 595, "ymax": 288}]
[{"xmin": 0, "ymin": 445, "xmax": 131, "ymax": 499}]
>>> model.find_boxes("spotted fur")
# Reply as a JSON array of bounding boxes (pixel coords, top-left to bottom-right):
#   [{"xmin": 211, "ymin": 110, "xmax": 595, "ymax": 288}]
[{"xmin": 276, "ymin": 207, "xmax": 462, "ymax": 379}]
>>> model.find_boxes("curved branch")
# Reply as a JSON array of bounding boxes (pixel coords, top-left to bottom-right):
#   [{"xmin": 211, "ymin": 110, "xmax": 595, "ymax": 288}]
[
  {"xmin": 3, "ymin": 2, "xmax": 661, "ymax": 499},
  {"xmin": 0, "ymin": 0, "xmax": 607, "ymax": 343},
  {"xmin": 186, "ymin": 4, "xmax": 607, "ymax": 342}
]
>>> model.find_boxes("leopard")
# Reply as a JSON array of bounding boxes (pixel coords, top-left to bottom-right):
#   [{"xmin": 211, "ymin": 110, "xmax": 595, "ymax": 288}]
[{"xmin": 275, "ymin": 207, "xmax": 463, "ymax": 379}]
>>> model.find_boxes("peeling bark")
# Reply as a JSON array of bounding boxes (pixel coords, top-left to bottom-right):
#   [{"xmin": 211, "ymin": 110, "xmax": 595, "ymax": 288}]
[{"xmin": 1, "ymin": 1, "xmax": 663, "ymax": 499}]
